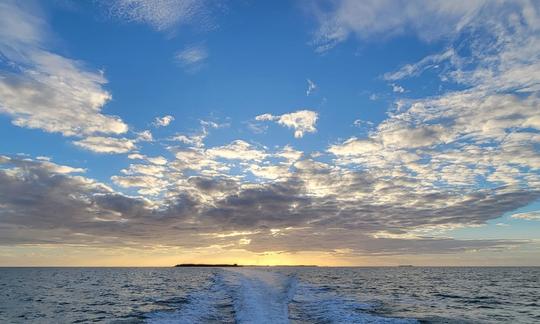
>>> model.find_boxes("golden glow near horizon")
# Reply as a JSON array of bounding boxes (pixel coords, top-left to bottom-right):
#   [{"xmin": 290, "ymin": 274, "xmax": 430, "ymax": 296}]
[{"xmin": 2, "ymin": 243, "xmax": 540, "ymax": 267}]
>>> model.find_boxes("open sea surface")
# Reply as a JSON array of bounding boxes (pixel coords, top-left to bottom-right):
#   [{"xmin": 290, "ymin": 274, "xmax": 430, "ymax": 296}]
[{"xmin": 0, "ymin": 267, "xmax": 538, "ymax": 323}]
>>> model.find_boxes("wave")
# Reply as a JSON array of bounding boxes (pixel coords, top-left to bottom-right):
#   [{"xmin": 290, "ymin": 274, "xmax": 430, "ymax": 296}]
[
  {"xmin": 291, "ymin": 282, "xmax": 417, "ymax": 323},
  {"xmin": 146, "ymin": 268, "xmax": 417, "ymax": 323},
  {"xmin": 145, "ymin": 272, "xmax": 234, "ymax": 323}
]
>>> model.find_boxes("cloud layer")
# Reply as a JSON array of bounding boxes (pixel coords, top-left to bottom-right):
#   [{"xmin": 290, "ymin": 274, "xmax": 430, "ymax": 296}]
[{"xmin": 0, "ymin": 0, "xmax": 539, "ymax": 261}]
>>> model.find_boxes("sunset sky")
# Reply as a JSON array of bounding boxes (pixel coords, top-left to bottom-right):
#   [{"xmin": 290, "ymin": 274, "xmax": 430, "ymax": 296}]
[{"xmin": 1, "ymin": 0, "xmax": 540, "ymax": 266}]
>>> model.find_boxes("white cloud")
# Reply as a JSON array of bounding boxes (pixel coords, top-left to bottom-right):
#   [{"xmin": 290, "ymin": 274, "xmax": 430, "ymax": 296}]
[
  {"xmin": 1, "ymin": 155, "xmax": 87, "ymax": 175},
  {"xmin": 322, "ymin": 1, "xmax": 540, "ymax": 194},
  {"xmin": 0, "ymin": 1, "xmax": 128, "ymax": 137},
  {"xmin": 128, "ymin": 154, "xmax": 168, "ymax": 165},
  {"xmin": 328, "ymin": 137, "xmax": 381, "ymax": 156},
  {"xmin": 73, "ymin": 136, "xmax": 136, "ymax": 154},
  {"xmin": 249, "ymin": 164, "xmax": 291, "ymax": 180},
  {"xmin": 172, "ymin": 134, "xmax": 205, "ymax": 147},
  {"xmin": 511, "ymin": 211, "xmax": 540, "ymax": 221},
  {"xmin": 275, "ymin": 145, "xmax": 303, "ymax": 163},
  {"xmin": 170, "ymin": 119, "xmax": 224, "ymax": 148},
  {"xmin": 391, "ymin": 84, "xmax": 405, "ymax": 93},
  {"xmin": 309, "ymin": 0, "xmax": 488, "ymax": 52},
  {"xmin": 104, "ymin": 0, "xmax": 209, "ymax": 31},
  {"xmin": 255, "ymin": 110, "xmax": 318, "ymax": 138},
  {"xmin": 384, "ymin": 49, "xmax": 457, "ymax": 81},
  {"xmin": 136, "ymin": 130, "xmax": 153, "ymax": 142},
  {"xmin": 207, "ymin": 140, "xmax": 267, "ymax": 161},
  {"xmin": 353, "ymin": 119, "xmax": 374, "ymax": 128},
  {"xmin": 306, "ymin": 79, "xmax": 317, "ymax": 96},
  {"xmin": 175, "ymin": 45, "xmax": 208, "ymax": 69},
  {"xmin": 153, "ymin": 115, "xmax": 174, "ymax": 127}
]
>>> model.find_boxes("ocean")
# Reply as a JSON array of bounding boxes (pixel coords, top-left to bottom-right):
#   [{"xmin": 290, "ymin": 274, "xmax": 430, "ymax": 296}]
[{"xmin": 0, "ymin": 267, "xmax": 538, "ymax": 323}]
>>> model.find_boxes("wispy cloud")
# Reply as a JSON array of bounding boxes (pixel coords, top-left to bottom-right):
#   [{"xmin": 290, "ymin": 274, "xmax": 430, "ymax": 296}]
[
  {"xmin": 103, "ymin": 0, "xmax": 212, "ymax": 31},
  {"xmin": 308, "ymin": 0, "xmax": 488, "ymax": 52},
  {"xmin": 511, "ymin": 211, "xmax": 540, "ymax": 221},
  {"xmin": 306, "ymin": 79, "xmax": 317, "ymax": 96},
  {"xmin": 175, "ymin": 45, "xmax": 208, "ymax": 70},
  {"xmin": 384, "ymin": 49, "xmax": 457, "ymax": 81}
]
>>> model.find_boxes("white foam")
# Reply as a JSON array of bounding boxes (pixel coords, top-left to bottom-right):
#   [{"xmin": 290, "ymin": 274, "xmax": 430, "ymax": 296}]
[
  {"xmin": 146, "ymin": 268, "xmax": 417, "ymax": 324},
  {"xmin": 220, "ymin": 268, "xmax": 297, "ymax": 324}
]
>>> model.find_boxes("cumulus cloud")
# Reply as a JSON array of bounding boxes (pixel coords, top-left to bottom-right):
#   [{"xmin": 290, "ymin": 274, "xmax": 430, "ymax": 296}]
[
  {"xmin": 0, "ymin": 155, "xmax": 535, "ymax": 255},
  {"xmin": 255, "ymin": 110, "xmax": 318, "ymax": 138},
  {"xmin": 327, "ymin": 0, "xmax": 540, "ymax": 194},
  {"xmin": 73, "ymin": 136, "xmax": 137, "ymax": 154},
  {"xmin": 153, "ymin": 115, "xmax": 174, "ymax": 127},
  {"xmin": 207, "ymin": 140, "xmax": 267, "ymax": 161},
  {"xmin": 128, "ymin": 154, "xmax": 168, "ymax": 165},
  {"xmin": 136, "ymin": 130, "xmax": 153, "ymax": 142},
  {"xmin": 0, "ymin": 1, "xmax": 128, "ymax": 137}
]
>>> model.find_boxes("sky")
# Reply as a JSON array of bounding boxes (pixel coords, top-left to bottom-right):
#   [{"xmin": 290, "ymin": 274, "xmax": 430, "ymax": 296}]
[{"xmin": 1, "ymin": 0, "xmax": 540, "ymax": 266}]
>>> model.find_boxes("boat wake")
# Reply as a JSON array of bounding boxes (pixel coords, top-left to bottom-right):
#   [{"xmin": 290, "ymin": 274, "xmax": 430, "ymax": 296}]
[{"xmin": 146, "ymin": 268, "xmax": 417, "ymax": 323}]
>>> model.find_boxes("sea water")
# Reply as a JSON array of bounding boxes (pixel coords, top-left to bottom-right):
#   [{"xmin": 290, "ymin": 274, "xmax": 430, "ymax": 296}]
[{"xmin": 0, "ymin": 267, "xmax": 538, "ymax": 323}]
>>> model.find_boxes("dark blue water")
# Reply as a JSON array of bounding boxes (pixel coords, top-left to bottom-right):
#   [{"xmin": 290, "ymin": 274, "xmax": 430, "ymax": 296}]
[{"xmin": 0, "ymin": 267, "xmax": 538, "ymax": 323}]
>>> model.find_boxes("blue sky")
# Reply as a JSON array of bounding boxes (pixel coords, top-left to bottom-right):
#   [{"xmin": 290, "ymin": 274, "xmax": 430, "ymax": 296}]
[{"xmin": 1, "ymin": 0, "xmax": 540, "ymax": 266}]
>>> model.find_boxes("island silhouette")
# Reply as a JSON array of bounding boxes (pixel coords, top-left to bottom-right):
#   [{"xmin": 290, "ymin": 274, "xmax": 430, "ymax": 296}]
[{"xmin": 175, "ymin": 263, "xmax": 241, "ymax": 267}]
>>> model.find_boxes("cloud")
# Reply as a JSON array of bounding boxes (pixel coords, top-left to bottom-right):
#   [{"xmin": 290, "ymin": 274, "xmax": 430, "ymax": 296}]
[
  {"xmin": 136, "ymin": 130, "xmax": 153, "ymax": 142},
  {"xmin": 2, "ymin": 1, "xmax": 540, "ymax": 260},
  {"xmin": 128, "ymin": 154, "xmax": 168, "ymax": 165},
  {"xmin": 391, "ymin": 84, "xmax": 405, "ymax": 93},
  {"xmin": 207, "ymin": 140, "xmax": 267, "ymax": 161},
  {"xmin": 384, "ymin": 49, "xmax": 457, "ymax": 81},
  {"xmin": 306, "ymin": 79, "xmax": 317, "ymax": 96},
  {"xmin": 511, "ymin": 211, "xmax": 540, "ymax": 221},
  {"xmin": 103, "ymin": 0, "xmax": 212, "ymax": 31},
  {"xmin": 175, "ymin": 45, "xmax": 208, "ymax": 70},
  {"xmin": 153, "ymin": 115, "xmax": 174, "ymax": 127},
  {"xmin": 0, "ymin": 1, "xmax": 128, "ymax": 137},
  {"xmin": 353, "ymin": 119, "xmax": 374, "ymax": 128},
  {"xmin": 73, "ymin": 136, "xmax": 137, "ymax": 154},
  {"xmin": 0, "ymin": 155, "xmax": 535, "ymax": 256},
  {"xmin": 170, "ymin": 119, "xmax": 224, "ymax": 148},
  {"xmin": 255, "ymin": 110, "xmax": 318, "ymax": 138},
  {"xmin": 308, "ymin": 0, "xmax": 489, "ymax": 51}
]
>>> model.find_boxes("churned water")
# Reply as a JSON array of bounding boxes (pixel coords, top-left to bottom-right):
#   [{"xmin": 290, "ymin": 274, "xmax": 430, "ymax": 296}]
[{"xmin": 0, "ymin": 267, "xmax": 538, "ymax": 323}]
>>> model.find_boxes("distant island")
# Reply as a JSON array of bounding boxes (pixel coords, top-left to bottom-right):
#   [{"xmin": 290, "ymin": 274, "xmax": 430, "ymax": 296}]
[
  {"xmin": 174, "ymin": 263, "xmax": 318, "ymax": 267},
  {"xmin": 174, "ymin": 263, "xmax": 241, "ymax": 267}
]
